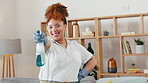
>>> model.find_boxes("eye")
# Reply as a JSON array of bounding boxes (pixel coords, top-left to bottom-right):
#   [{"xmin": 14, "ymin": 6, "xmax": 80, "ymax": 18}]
[
  {"xmin": 55, "ymin": 25, "xmax": 60, "ymax": 27},
  {"xmin": 48, "ymin": 26, "xmax": 52, "ymax": 29}
]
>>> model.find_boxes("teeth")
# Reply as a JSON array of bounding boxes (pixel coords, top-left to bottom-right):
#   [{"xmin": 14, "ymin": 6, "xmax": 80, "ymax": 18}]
[
  {"xmin": 53, "ymin": 33, "xmax": 59, "ymax": 36},
  {"xmin": 52, "ymin": 32, "xmax": 60, "ymax": 36},
  {"xmin": 53, "ymin": 33, "xmax": 59, "ymax": 35}
]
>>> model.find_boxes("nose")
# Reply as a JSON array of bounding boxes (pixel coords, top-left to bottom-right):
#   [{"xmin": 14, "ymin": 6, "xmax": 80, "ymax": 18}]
[{"xmin": 51, "ymin": 27, "xmax": 57, "ymax": 32}]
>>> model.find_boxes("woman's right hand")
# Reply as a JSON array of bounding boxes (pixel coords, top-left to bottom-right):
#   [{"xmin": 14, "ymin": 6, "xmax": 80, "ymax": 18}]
[{"xmin": 33, "ymin": 30, "xmax": 48, "ymax": 46}]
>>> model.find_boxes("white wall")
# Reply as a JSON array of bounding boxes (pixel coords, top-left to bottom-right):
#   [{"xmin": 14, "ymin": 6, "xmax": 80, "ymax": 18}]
[
  {"xmin": 0, "ymin": 0, "xmax": 17, "ymax": 78},
  {"xmin": 0, "ymin": 0, "xmax": 16, "ymax": 38},
  {"xmin": 1, "ymin": 0, "xmax": 148, "ymax": 78}
]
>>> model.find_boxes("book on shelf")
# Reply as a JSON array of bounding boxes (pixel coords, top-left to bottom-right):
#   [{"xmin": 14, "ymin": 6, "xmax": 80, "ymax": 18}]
[
  {"xmin": 122, "ymin": 41, "xmax": 127, "ymax": 54},
  {"xmin": 122, "ymin": 40, "xmax": 132, "ymax": 54},
  {"xmin": 126, "ymin": 68, "xmax": 141, "ymax": 73},
  {"xmin": 82, "ymin": 32, "xmax": 94, "ymax": 37},
  {"xmin": 126, "ymin": 41, "xmax": 132, "ymax": 54},
  {"xmin": 123, "ymin": 40, "xmax": 129, "ymax": 54},
  {"xmin": 121, "ymin": 32, "xmax": 136, "ymax": 35}
]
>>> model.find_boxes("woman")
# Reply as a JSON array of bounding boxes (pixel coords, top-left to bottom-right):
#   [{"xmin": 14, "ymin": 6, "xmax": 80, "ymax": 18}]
[{"xmin": 33, "ymin": 3, "xmax": 97, "ymax": 83}]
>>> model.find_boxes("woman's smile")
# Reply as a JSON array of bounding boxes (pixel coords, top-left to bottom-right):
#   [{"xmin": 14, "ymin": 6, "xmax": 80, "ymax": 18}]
[{"xmin": 52, "ymin": 32, "xmax": 60, "ymax": 37}]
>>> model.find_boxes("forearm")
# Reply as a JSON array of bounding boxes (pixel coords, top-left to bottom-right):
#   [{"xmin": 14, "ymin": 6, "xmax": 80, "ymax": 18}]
[
  {"xmin": 44, "ymin": 41, "xmax": 51, "ymax": 52},
  {"xmin": 77, "ymin": 56, "xmax": 97, "ymax": 81},
  {"xmin": 83, "ymin": 56, "xmax": 97, "ymax": 72}
]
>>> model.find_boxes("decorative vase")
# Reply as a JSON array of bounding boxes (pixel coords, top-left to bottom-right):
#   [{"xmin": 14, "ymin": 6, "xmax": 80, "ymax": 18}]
[
  {"xmin": 72, "ymin": 21, "xmax": 80, "ymax": 38},
  {"xmin": 87, "ymin": 43, "xmax": 94, "ymax": 55},
  {"xmin": 136, "ymin": 45, "xmax": 144, "ymax": 54},
  {"xmin": 108, "ymin": 58, "xmax": 117, "ymax": 73}
]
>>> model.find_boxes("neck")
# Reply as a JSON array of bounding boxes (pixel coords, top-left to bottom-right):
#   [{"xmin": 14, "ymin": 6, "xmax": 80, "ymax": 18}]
[
  {"xmin": 57, "ymin": 38, "xmax": 67, "ymax": 48},
  {"xmin": 56, "ymin": 37, "xmax": 65, "ymax": 44}
]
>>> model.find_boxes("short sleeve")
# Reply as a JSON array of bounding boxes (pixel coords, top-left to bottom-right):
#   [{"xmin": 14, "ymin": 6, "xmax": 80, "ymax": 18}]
[{"xmin": 76, "ymin": 42, "xmax": 93, "ymax": 65}]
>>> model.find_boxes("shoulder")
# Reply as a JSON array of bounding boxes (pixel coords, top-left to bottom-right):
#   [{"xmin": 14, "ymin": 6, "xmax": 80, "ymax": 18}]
[
  {"xmin": 67, "ymin": 40, "xmax": 79, "ymax": 45},
  {"xmin": 67, "ymin": 40, "xmax": 86, "ymax": 50},
  {"xmin": 67, "ymin": 40, "xmax": 82, "ymax": 49}
]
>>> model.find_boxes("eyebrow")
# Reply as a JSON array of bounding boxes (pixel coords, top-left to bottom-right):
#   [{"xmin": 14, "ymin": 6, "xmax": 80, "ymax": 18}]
[
  {"xmin": 48, "ymin": 23, "xmax": 59, "ymax": 26},
  {"xmin": 55, "ymin": 23, "xmax": 60, "ymax": 26}
]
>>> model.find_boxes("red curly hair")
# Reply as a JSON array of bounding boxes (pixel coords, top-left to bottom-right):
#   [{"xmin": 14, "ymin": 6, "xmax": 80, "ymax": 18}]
[{"xmin": 45, "ymin": 3, "xmax": 69, "ymax": 23}]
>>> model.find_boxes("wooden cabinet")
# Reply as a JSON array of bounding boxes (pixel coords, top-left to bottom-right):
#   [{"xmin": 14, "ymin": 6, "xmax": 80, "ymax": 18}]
[{"xmin": 41, "ymin": 13, "xmax": 148, "ymax": 79}]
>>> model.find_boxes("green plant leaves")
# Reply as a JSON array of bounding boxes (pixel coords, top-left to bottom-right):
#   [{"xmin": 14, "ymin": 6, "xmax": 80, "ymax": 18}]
[{"xmin": 134, "ymin": 38, "xmax": 144, "ymax": 45}]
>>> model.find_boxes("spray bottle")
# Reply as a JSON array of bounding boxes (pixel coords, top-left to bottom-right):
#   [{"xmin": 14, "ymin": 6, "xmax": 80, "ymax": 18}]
[{"xmin": 36, "ymin": 31, "xmax": 45, "ymax": 67}]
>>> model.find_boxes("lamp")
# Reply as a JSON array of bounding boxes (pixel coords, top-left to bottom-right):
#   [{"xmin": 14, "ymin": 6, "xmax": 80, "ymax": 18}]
[{"xmin": 0, "ymin": 39, "xmax": 22, "ymax": 78}]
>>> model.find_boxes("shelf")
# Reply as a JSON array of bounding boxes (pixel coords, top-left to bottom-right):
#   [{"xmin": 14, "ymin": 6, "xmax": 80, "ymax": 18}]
[
  {"xmin": 98, "ymin": 35, "xmax": 120, "ymax": 38},
  {"xmin": 97, "ymin": 13, "xmax": 148, "ymax": 19},
  {"xmin": 68, "ymin": 17, "xmax": 95, "ymax": 22},
  {"xmin": 67, "ymin": 34, "xmax": 148, "ymax": 39},
  {"xmin": 66, "ymin": 38, "xmax": 79, "ymax": 40},
  {"xmin": 64, "ymin": 13, "xmax": 148, "ymax": 79},
  {"xmin": 123, "ymin": 73, "xmax": 148, "ymax": 75},
  {"xmin": 68, "ymin": 13, "xmax": 148, "ymax": 21},
  {"xmin": 67, "ymin": 37, "xmax": 96, "ymax": 40},
  {"xmin": 98, "ymin": 34, "xmax": 148, "ymax": 39},
  {"xmin": 41, "ymin": 21, "xmax": 47, "ymax": 24},
  {"xmin": 121, "ymin": 34, "xmax": 148, "ymax": 37},
  {"xmin": 100, "ymin": 72, "xmax": 121, "ymax": 75},
  {"xmin": 100, "ymin": 72, "xmax": 148, "ymax": 76},
  {"xmin": 80, "ymin": 37, "xmax": 96, "ymax": 39},
  {"xmin": 122, "ymin": 53, "xmax": 148, "ymax": 56}
]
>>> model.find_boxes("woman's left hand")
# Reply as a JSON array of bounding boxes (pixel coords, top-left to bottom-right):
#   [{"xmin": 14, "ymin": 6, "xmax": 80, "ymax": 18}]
[{"xmin": 78, "ymin": 68, "xmax": 89, "ymax": 81}]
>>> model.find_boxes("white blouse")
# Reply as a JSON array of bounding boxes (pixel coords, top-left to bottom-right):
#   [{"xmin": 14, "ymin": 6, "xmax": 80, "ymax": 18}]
[{"xmin": 39, "ymin": 39, "xmax": 92, "ymax": 82}]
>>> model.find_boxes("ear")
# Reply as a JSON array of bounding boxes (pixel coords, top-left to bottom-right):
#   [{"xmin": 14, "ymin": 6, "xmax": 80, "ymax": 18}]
[{"xmin": 63, "ymin": 24, "xmax": 67, "ymax": 31}]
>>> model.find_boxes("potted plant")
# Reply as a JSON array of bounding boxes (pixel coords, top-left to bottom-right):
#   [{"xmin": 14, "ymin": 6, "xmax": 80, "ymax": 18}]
[
  {"xmin": 103, "ymin": 30, "xmax": 109, "ymax": 36},
  {"xmin": 134, "ymin": 38, "xmax": 145, "ymax": 53},
  {"xmin": 131, "ymin": 63, "xmax": 135, "ymax": 69}
]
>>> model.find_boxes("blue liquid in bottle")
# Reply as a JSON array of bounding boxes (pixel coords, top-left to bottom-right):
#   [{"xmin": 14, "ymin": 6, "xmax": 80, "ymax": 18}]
[
  {"xmin": 36, "ymin": 55, "xmax": 44, "ymax": 67},
  {"xmin": 36, "ymin": 42, "xmax": 45, "ymax": 67}
]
